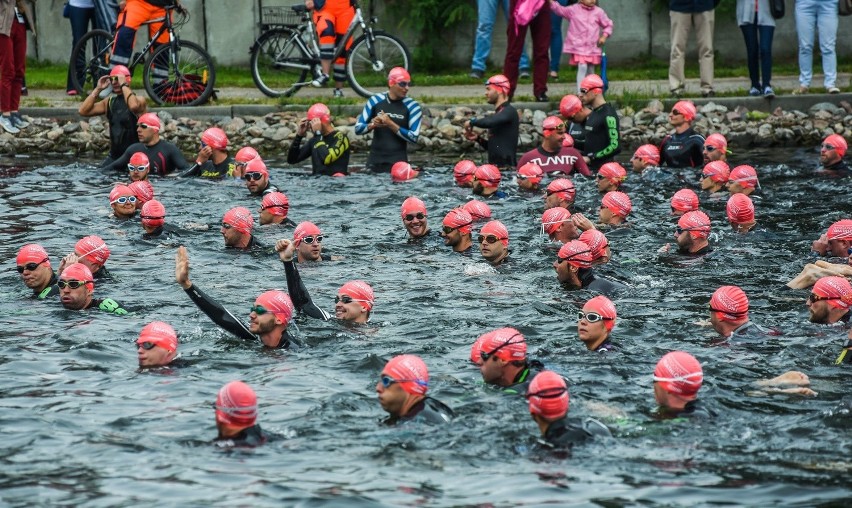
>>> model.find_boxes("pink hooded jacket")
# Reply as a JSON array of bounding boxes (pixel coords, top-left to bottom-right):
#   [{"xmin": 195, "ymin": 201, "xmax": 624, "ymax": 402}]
[{"xmin": 550, "ymin": 2, "xmax": 613, "ymax": 58}]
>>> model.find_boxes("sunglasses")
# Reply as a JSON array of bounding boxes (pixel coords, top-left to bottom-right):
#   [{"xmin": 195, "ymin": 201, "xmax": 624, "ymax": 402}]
[
  {"xmin": 249, "ymin": 304, "xmax": 268, "ymax": 315},
  {"xmin": 478, "ymin": 234, "xmax": 505, "ymax": 244},
  {"xmin": 127, "ymin": 164, "xmax": 149, "ymax": 172},
  {"xmin": 58, "ymin": 279, "xmax": 89, "ymax": 289},
  {"xmin": 525, "ymin": 386, "xmax": 567, "ymax": 399},
  {"xmin": 260, "ymin": 204, "xmax": 289, "ymax": 212},
  {"xmin": 17, "ymin": 258, "xmax": 48, "ymax": 273},
  {"xmin": 137, "ymin": 341, "xmax": 156, "ymax": 350},
  {"xmin": 670, "ymin": 111, "xmax": 682, "ymax": 116},
  {"xmin": 335, "ymin": 294, "xmax": 371, "ymax": 305},
  {"xmin": 577, "ymin": 311, "xmax": 612, "ymax": 323},
  {"xmin": 480, "ymin": 332, "xmax": 523, "ymax": 362},
  {"xmin": 301, "ymin": 235, "xmax": 323, "ymax": 245},
  {"xmin": 395, "ymin": 81, "xmax": 411, "ymax": 88},
  {"xmin": 379, "ymin": 374, "xmax": 427, "ymax": 389},
  {"xmin": 441, "ymin": 225, "xmax": 460, "ymax": 234},
  {"xmin": 703, "ymin": 145, "xmax": 718, "ymax": 152},
  {"xmin": 404, "ymin": 213, "xmax": 426, "ymax": 221},
  {"xmin": 595, "ymin": 174, "xmax": 607, "ymax": 180},
  {"xmin": 137, "ymin": 123, "xmax": 154, "ymax": 129},
  {"xmin": 821, "ymin": 144, "xmax": 836, "ymax": 151},
  {"xmin": 579, "ymin": 87, "xmax": 599, "ymax": 94},
  {"xmin": 808, "ymin": 293, "xmax": 840, "ymax": 303},
  {"xmin": 112, "ymin": 196, "xmax": 137, "ymax": 205},
  {"xmin": 557, "ymin": 249, "xmax": 591, "ymax": 264},
  {"xmin": 243, "ymin": 172, "xmax": 264, "ymax": 181}
]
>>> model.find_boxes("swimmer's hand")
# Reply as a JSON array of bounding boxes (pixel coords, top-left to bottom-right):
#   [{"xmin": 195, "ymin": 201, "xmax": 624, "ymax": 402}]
[
  {"xmin": 811, "ymin": 233, "xmax": 829, "ymax": 256},
  {"xmin": 572, "ymin": 213, "xmax": 596, "ymax": 232},
  {"xmin": 175, "ymin": 246, "xmax": 192, "ymax": 289},
  {"xmin": 275, "ymin": 239, "xmax": 296, "ymax": 262},
  {"xmin": 57, "ymin": 253, "xmax": 80, "ymax": 276},
  {"xmin": 658, "ymin": 243, "xmax": 671, "ymax": 254}
]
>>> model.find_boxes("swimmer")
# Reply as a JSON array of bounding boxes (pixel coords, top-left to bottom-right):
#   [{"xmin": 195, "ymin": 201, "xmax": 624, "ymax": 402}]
[
  {"xmin": 243, "ymin": 158, "xmax": 280, "ymax": 197},
  {"xmin": 579, "ymin": 229, "xmax": 611, "ymax": 265},
  {"xmin": 599, "ymin": 191, "xmax": 631, "ymax": 226},
  {"xmin": 440, "ymin": 209, "xmax": 474, "ymax": 253},
  {"xmin": 16, "ymin": 243, "xmax": 59, "ymax": 299},
  {"xmin": 541, "ymin": 207, "xmax": 579, "ymax": 243},
  {"xmin": 292, "ymin": 222, "xmax": 327, "ymax": 262},
  {"xmin": 478, "ymin": 220, "xmax": 510, "ymax": 266},
  {"xmin": 660, "ymin": 100, "xmax": 704, "ymax": 169},
  {"xmin": 554, "ymin": 240, "xmax": 623, "ymax": 296},
  {"xmin": 176, "ymin": 246, "xmax": 298, "ymax": 348},
  {"xmin": 176, "ymin": 127, "xmax": 235, "ymax": 179},
  {"xmin": 709, "ymin": 285, "xmax": 767, "ymax": 339},
  {"xmin": 805, "ymin": 276, "xmax": 852, "ymax": 324},
  {"xmin": 214, "ymin": 381, "xmax": 266, "ymax": 447},
  {"xmin": 104, "ymin": 113, "xmax": 191, "ymax": 176},
  {"xmin": 726, "ymin": 194, "xmax": 756, "ymax": 233},
  {"xmin": 653, "ymin": 351, "xmax": 713, "ymax": 419},
  {"xmin": 577, "ymin": 295, "xmax": 618, "ymax": 352},
  {"xmin": 57, "ymin": 263, "xmax": 127, "ymax": 314},
  {"xmin": 544, "ymin": 178, "xmax": 576, "ymax": 210},
  {"xmin": 516, "ymin": 162, "xmax": 544, "ymax": 192},
  {"xmin": 128, "ymin": 180, "xmax": 154, "ymax": 210},
  {"xmin": 401, "ymin": 196, "xmax": 430, "ymax": 240},
  {"xmin": 287, "ymin": 103, "xmax": 352, "ymax": 176},
  {"xmin": 233, "ymin": 146, "xmax": 260, "ymax": 179},
  {"xmin": 463, "ymin": 199, "xmax": 492, "ymax": 222},
  {"xmin": 526, "ymin": 371, "xmax": 611, "ymax": 449},
  {"xmin": 377, "ymin": 354, "xmax": 453, "ymax": 425},
  {"xmin": 58, "ymin": 235, "xmax": 112, "ymax": 280},
  {"xmin": 670, "ymin": 189, "xmax": 700, "ymax": 217},
  {"xmin": 560, "ymin": 94, "xmax": 590, "ymax": 153},
  {"xmin": 630, "ymin": 144, "xmax": 660, "ymax": 173},
  {"xmin": 516, "ymin": 116, "xmax": 589, "ymax": 176},
  {"xmin": 596, "ymin": 162, "xmax": 626, "ymax": 194},
  {"xmin": 221, "ymin": 206, "xmax": 263, "ymax": 250},
  {"xmin": 472, "ymin": 164, "xmax": 505, "ymax": 198},
  {"xmin": 577, "ymin": 74, "xmax": 621, "ymax": 172},
  {"xmin": 673, "ymin": 210, "xmax": 711, "ymax": 255},
  {"xmin": 701, "ymin": 161, "xmax": 729, "ymax": 193},
  {"xmin": 391, "ymin": 161, "xmax": 420, "ymax": 183},
  {"xmin": 259, "ymin": 192, "xmax": 295, "ymax": 226},
  {"xmin": 109, "ymin": 184, "xmax": 138, "ymax": 219},
  {"xmin": 727, "ymin": 165, "xmax": 759, "ymax": 196},
  {"xmin": 136, "ymin": 321, "xmax": 181, "ymax": 368},
  {"xmin": 453, "ymin": 160, "xmax": 476, "ymax": 187},
  {"xmin": 477, "ymin": 328, "xmax": 544, "ymax": 393},
  {"xmin": 140, "ymin": 199, "xmax": 182, "ymax": 240},
  {"xmin": 127, "ymin": 152, "xmax": 150, "ymax": 181},
  {"xmin": 810, "ymin": 219, "xmax": 852, "ymax": 258},
  {"xmin": 703, "ymin": 133, "xmax": 730, "ymax": 164},
  {"xmin": 462, "ymin": 74, "xmax": 518, "ymax": 167},
  {"xmin": 817, "ymin": 134, "xmax": 848, "ymax": 175}
]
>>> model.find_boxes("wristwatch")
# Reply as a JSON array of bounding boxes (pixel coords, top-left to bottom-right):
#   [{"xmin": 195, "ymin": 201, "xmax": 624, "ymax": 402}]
[{"xmin": 314, "ymin": 130, "xmax": 322, "ymax": 136}]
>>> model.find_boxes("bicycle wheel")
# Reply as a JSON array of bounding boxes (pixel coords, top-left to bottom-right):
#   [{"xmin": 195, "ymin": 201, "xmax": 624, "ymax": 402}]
[
  {"xmin": 346, "ymin": 31, "xmax": 411, "ymax": 99},
  {"xmin": 143, "ymin": 40, "xmax": 216, "ymax": 107},
  {"xmin": 69, "ymin": 29, "xmax": 114, "ymax": 96},
  {"xmin": 250, "ymin": 28, "xmax": 311, "ymax": 98}
]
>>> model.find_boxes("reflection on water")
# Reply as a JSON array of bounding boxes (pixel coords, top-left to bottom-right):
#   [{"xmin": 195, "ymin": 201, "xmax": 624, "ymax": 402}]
[{"xmin": 0, "ymin": 149, "xmax": 850, "ymax": 506}]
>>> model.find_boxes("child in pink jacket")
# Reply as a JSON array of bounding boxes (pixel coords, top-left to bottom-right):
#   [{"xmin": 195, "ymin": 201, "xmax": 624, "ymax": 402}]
[{"xmin": 548, "ymin": 0, "xmax": 613, "ymax": 93}]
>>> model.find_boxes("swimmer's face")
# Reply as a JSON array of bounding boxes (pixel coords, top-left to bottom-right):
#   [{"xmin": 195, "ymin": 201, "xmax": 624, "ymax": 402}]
[
  {"xmin": 700, "ymin": 176, "xmax": 718, "ymax": 190},
  {"xmin": 726, "ymin": 181, "xmax": 751, "ymax": 195},
  {"xmin": 577, "ymin": 303, "xmax": 609, "ymax": 350},
  {"xmin": 59, "ymin": 279, "xmax": 93, "ymax": 310},
  {"xmin": 478, "ymin": 351, "xmax": 505, "ymax": 385},
  {"xmin": 221, "ymin": 223, "xmax": 245, "ymax": 247},
  {"xmin": 402, "ymin": 212, "xmax": 428, "ymax": 238},
  {"xmin": 18, "ymin": 258, "xmax": 52, "ymax": 290},
  {"xmin": 137, "ymin": 342, "xmax": 174, "ymax": 368},
  {"xmin": 703, "ymin": 144, "xmax": 724, "ymax": 164},
  {"xmin": 249, "ymin": 303, "xmax": 281, "ymax": 334},
  {"xmin": 296, "ymin": 236, "xmax": 322, "ymax": 262},
  {"xmin": 820, "ymin": 143, "xmax": 841, "ymax": 166},
  {"xmin": 111, "ymin": 194, "xmax": 137, "ymax": 219},
  {"xmin": 484, "ymin": 86, "xmax": 500, "ymax": 104},
  {"xmin": 440, "ymin": 224, "xmax": 462, "ymax": 247},
  {"xmin": 806, "ymin": 294, "xmax": 836, "ymax": 324},
  {"xmin": 376, "ymin": 371, "xmax": 408, "ymax": 416},
  {"xmin": 827, "ymin": 238, "xmax": 851, "ymax": 258},
  {"xmin": 675, "ymin": 229, "xmax": 693, "ymax": 251},
  {"xmin": 596, "ymin": 175, "xmax": 617, "ymax": 193},
  {"xmin": 544, "ymin": 191, "xmax": 566, "ymax": 210},
  {"xmin": 137, "ymin": 123, "xmax": 158, "ymax": 145},
  {"xmin": 479, "ymin": 235, "xmax": 507, "ymax": 265},
  {"xmin": 335, "ymin": 292, "xmax": 368, "ymax": 322},
  {"xmin": 553, "ymin": 256, "xmax": 575, "ymax": 284},
  {"xmin": 631, "ymin": 156, "xmax": 648, "ymax": 172},
  {"xmin": 245, "ymin": 173, "xmax": 269, "ymax": 195},
  {"xmin": 598, "ymin": 205, "xmax": 615, "ymax": 225}
]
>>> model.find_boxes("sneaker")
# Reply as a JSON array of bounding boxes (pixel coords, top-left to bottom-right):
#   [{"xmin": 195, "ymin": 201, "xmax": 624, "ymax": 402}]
[
  {"xmin": 0, "ymin": 115, "xmax": 20, "ymax": 134},
  {"xmin": 670, "ymin": 87, "xmax": 684, "ymax": 98},
  {"xmin": 519, "ymin": 70, "xmax": 531, "ymax": 79},
  {"xmin": 701, "ymin": 89, "xmax": 715, "ymax": 97},
  {"xmin": 792, "ymin": 85, "xmax": 808, "ymax": 95},
  {"xmin": 21, "ymin": 86, "xmax": 28, "ymax": 96},
  {"xmin": 469, "ymin": 70, "xmax": 483, "ymax": 79},
  {"xmin": 332, "ymin": 88, "xmax": 344, "ymax": 98},
  {"xmin": 763, "ymin": 86, "xmax": 775, "ymax": 99},
  {"xmin": 827, "ymin": 86, "xmax": 840, "ymax": 94},
  {"xmin": 311, "ymin": 73, "xmax": 329, "ymax": 88},
  {"xmin": 11, "ymin": 112, "xmax": 28, "ymax": 129},
  {"xmin": 535, "ymin": 93, "xmax": 549, "ymax": 103},
  {"xmin": 748, "ymin": 87, "xmax": 761, "ymax": 97}
]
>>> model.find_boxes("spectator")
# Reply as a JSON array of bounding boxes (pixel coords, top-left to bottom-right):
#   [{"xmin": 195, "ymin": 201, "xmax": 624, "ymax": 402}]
[
  {"xmin": 503, "ymin": 0, "xmax": 552, "ymax": 102},
  {"xmin": 794, "ymin": 0, "xmax": 840, "ymax": 94},
  {"xmin": 65, "ymin": 0, "xmax": 119, "ymax": 95},
  {"xmin": 0, "ymin": 0, "xmax": 28, "ymax": 134},
  {"xmin": 548, "ymin": 0, "xmax": 613, "ymax": 93},
  {"xmin": 736, "ymin": 0, "xmax": 776, "ymax": 98},
  {"xmin": 668, "ymin": 0, "xmax": 716, "ymax": 97},
  {"xmin": 470, "ymin": 0, "xmax": 530, "ymax": 80},
  {"xmin": 548, "ymin": 0, "xmax": 569, "ymax": 81}
]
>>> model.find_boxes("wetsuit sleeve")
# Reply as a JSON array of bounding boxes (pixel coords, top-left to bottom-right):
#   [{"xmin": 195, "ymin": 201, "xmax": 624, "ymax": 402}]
[
  {"xmin": 591, "ymin": 110, "xmax": 619, "ymax": 161},
  {"xmin": 470, "ymin": 105, "xmax": 514, "ymax": 129},
  {"xmin": 355, "ymin": 94, "xmax": 382, "ymax": 135},
  {"xmin": 166, "ymin": 144, "xmax": 191, "ymax": 173},
  {"xmin": 688, "ymin": 135, "xmax": 705, "ymax": 167},
  {"xmin": 173, "ymin": 162, "xmax": 202, "ymax": 177},
  {"xmin": 102, "ymin": 143, "xmax": 138, "ymax": 171},
  {"xmin": 658, "ymin": 136, "xmax": 671, "ymax": 167},
  {"xmin": 396, "ymin": 98, "xmax": 421, "ymax": 144},
  {"xmin": 287, "ymin": 135, "xmax": 311, "ymax": 164},
  {"xmin": 183, "ymin": 284, "xmax": 256, "ymax": 341},
  {"xmin": 314, "ymin": 131, "xmax": 350, "ymax": 166},
  {"xmin": 283, "ymin": 260, "xmax": 331, "ymax": 320},
  {"xmin": 96, "ymin": 297, "xmax": 129, "ymax": 315}
]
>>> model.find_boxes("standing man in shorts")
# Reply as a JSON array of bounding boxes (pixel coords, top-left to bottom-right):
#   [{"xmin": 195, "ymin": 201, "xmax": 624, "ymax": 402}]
[{"xmin": 305, "ymin": 0, "xmax": 355, "ymax": 98}]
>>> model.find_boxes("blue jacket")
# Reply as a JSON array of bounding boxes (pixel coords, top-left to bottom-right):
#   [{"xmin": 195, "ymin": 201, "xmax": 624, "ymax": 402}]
[{"xmin": 669, "ymin": 0, "xmax": 716, "ymax": 13}]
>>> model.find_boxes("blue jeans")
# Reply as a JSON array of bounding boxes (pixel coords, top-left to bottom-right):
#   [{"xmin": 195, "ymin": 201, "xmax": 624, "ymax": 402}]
[
  {"xmin": 739, "ymin": 20, "xmax": 774, "ymax": 90},
  {"xmin": 471, "ymin": 0, "xmax": 529, "ymax": 72},
  {"xmin": 795, "ymin": 0, "xmax": 837, "ymax": 88},
  {"xmin": 66, "ymin": 5, "xmax": 95, "ymax": 92},
  {"xmin": 549, "ymin": 0, "xmax": 568, "ymax": 73}
]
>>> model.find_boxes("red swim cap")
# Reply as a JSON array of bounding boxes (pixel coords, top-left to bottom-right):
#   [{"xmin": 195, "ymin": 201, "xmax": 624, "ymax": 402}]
[
  {"xmin": 729, "ymin": 165, "xmax": 758, "ymax": 189},
  {"xmin": 307, "ymin": 102, "xmax": 331, "ymax": 124},
  {"xmin": 339, "ymin": 280, "xmax": 374, "ymax": 311},
  {"xmin": 633, "ymin": 144, "xmax": 660, "ymax": 166},
  {"xmin": 443, "ymin": 208, "xmax": 473, "ymax": 235},
  {"xmin": 654, "ymin": 351, "xmax": 703, "ymax": 397},
  {"xmin": 602, "ymin": 191, "xmax": 632, "ymax": 217},
  {"xmin": 137, "ymin": 321, "xmax": 178, "ymax": 352},
  {"xmin": 235, "ymin": 146, "xmax": 260, "ymax": 164},
  {"xmin": 453, "ymin": 160, "xmax": 476, "ymax": 186},
  {"xmin": 541, "ymin": 207, "xmax": 572, "ymax": 235},
  {"xmin": 245, "ymin": 158, "xmax": 269, "ymax": 177},
  {"xmin": 678, "ymin": 211, "xmax": 711, "ymax": 239},
  {"xmin": 726, "ymin": 193, "xmax": 754, "ymax": 224},
  {"xmin": 463, "ymin": 199, "xmax": 492, "ymax": 221},
  {"xmin": 710, "ymin": 285, "xmax": 749, "ymax": 322},
  {"xmin": 579, "ymin": 229, "xmax": 609, "ymax": 260},
  {"xmin": 261, "ymin": 192, "xmax": 289, "ymax": 217},
  {"xmin": 222, "ymin": 206, "xmax": 254, "ymax": 234},
  {"xmin": 109, "ymin": 184, "xmax": 134, "ymax": 204},
  {"xmin": 585, "ymin": 295, "xmax": 617, "ymax": 331},
  {"xmin": 702, "ymin": 161, "xmax": 730, "ymax": 183},
  {"xmin": 215, "ymin": 381, "xmax": 258, "ymax": 426},
  {"xmin": 110, "ymin": 65, "xmax": 131, "ymax": 78},
  {"xmin": 812, "ymin": 276, "xmax": 852, "ymax": 309},
  {"xmin": 474, "ymin": 164, "xmax": 501, "ymax": 188},
  {"xmin": 542, "ymin": 115, "xmax": 564, "ymax": 131},
  {"xmin": 129, "ymin": 151, "xmax": 149, "ymax": 167},
  {"xmin": 383, "ymin": 354, "xmax": 429, "ymax": 395},
  {"xmin": 562, "ymin": 134, "xmax": 575, "ymax": 147},
  {"xmin": 480, "ymin": 220, "xmax": 509, "ymax": 247},
  {"xmin": 400, "ymin": 196, "xmax": 427, "ymax": 218},
  {"xmin": 672, "ymin": 100, "xmax": 697, "ymax": 122},
  {"xmin": 485, "ymin": 74, "xmax": 511, "ymax": 95},
  {"xmin": 518, "ymin": 162, "xmax": 543, "ymax": 184},
  {"xmin": 559, "ymin": 94, "xmax": 582, "ymax": 118},
  {"xmin": 823, "ymin": 134, "xmax": 847, "ymax": 157},
  {"xmin": 201, "ymin": 127, "xmax": 228, "ymax": 150},
  {"xmin": 670, "ymin": 189, "xmax": 699, "ymax": 213},
  {"xmin": 141, "ymin": 199, "xmax": 166, "ymax": 228},
  {"xmin": 391, "ymin": 161, "xmax": 419, "ymax": 182},
  {"xmin": 478, "ymin": 327, "xmax": 527, "ymax": 362},
  {"xmin": 128, "ymin": 180, "xmax": 155, "ymax": 204},
  {"xmin": 388, "ymin": 67, "xmax": 411, "ymax": 87},
  {"xmin": 579, "ymin": 74, "xmax": 604, "ymax": 92},
  {"xmin": 17, "ymin": 243, "xmax": 49, "ymax": 266},
  {"xmin": 547, "ymin": 178, "xmax": 576, "ymax": 203},
  {"xmin": 527, "ymin": 371, "xmax": 569, "ymax": 420},
  {"xmin": 599, "ymin": 162, "xmax": 627, "ymax": 183},
  {"xmin": 827, "ymin": 219, "xmax": 852, "ymax": 241},
  {"xmin": 293, "ymin": 221, "xmax": 321, "ymax": 245},
  {"xmin": 75, "ymin": 235, "xmax": 110, "ymax": 265},
  {"xmin": 255, "ymin": 290, "xmax": 294, "ymax": 324},
  {"xmin": 558, "ymin": 240, "xmax": 593, "ymax": 268},
  {"xmin": 137, "ymin": 112, "xmax": 161, "ymax": 131},
  {"xmin": 704, "ymin": 133, "xmax": 728, "ymax": 152},
  {"xmin": 61, "ymin": 262, "xmax": 94, "ymax": 291},
  {"xmin": 470, "ymin": 334, "xmax": 486, "ymax": 365}
]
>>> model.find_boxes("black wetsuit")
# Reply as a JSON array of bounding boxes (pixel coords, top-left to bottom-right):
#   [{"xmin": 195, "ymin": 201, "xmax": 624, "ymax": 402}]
[
  {"xmin": 502, "ymin": 359, "xmax": 545, "ymax": 395},
  {"xmin": 182, "ymin": 283, "xmax": 297, "ymax": 349},
  {"xmin": 251, "ymin": 182, "xmax": 280, "ymax": 197},
  {"xmin": 658, "ymin": 399, "xmax": 715, "ymax": 420},
  {"xmin": 539, "ymin": 417, "xmax": 611, "ymax": 449},
  {"xmin": 283, "ymin": 260, "xmax": 333, "ymax": 320},
  {"xmin": 33, "ymin": 272, "xmax": 60, "ymax": 299},
  {"xmin": 819, "ymin": 159, "xmax": 849, "ymax": 176},
  {"xmin": 355, "ymin": 92, "xmax": 422, "ymax": 171},
  {"xmin": 676, "ymin": 244, "xmax": 712, "ymax": 256},
  {"xmin": 106, "ymin": 93, "xmax": 139, "ymax": 161},
  {"xmin": 104, "ymin": 139, "xmax": 190, "ymax": 176},
  {"xmin": 82, "ymin": 297, "xmax": 129, "ymax": 315},
  {"xmin": 176, "ymin": 156, "xmax": 236, "ymax": 179},
  {"xmin": 568, "ymin": 119, "xmax": 586, "ymax": 153},
  {"xmin": 92, "ymin": 266, "xmax": 112, "ymax": 280},
  {"xmin": 214, "ymin": 424, "xmax": 267, "ymax": 447},
  {"xmin": 660, "ymin": 128, "xmax": 705, "ymax": 169},
  {"xmin": 583, "ymin": 102, "xmax": 620, "ymax": 172},
  {"xmin": 835, "ymin": 339, "xmax": 852, "ymax": 365},
  {"xmin": 577, "ymin": 268, "xmax": 625, "ymax": 297},
  {"xmin": 382, "ymin": 397, "xmax": 454, "ymax": 426},
  {"xmin": 287, "ymin": 130, "xmax": 351, "ymax": 176},
  {"xmin": 142, "ymin": 223, "xmax": 185, "ymax": 241},
  {"xmin": 470, "ymin": 102, "xmax": 520, "ymax": 167},
  {"xmin": 228, "ymin": 235, "xmax": 266, "ymax": 252},
  {"xmin": 594, "ymin": 339, "xmax": 618, "ymax": 353}
]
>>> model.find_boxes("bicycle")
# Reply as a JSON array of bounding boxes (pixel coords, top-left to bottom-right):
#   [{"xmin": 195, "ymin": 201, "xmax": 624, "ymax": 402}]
[
  {"xmin": 69, "ymin": 3, "xmax": 216, "ymax": 107},
  {"xmin": 249, "ymin": 0, "xmax": 410, "ymax": 99}
]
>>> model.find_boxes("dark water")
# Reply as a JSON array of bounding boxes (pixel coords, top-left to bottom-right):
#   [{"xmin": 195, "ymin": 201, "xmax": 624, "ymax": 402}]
[{"xmin": 1, "ymin": 148, "xmax": 850, "ymax": 507}]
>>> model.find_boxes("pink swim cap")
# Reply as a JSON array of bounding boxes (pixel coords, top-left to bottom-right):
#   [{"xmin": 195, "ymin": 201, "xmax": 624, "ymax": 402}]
[
  {"xmin": 61, "ymin": 262, "xmax": 94, "ymax": 291},
  {"xmin": 474, "ymin": 164, "xmax": 501, "ymax": 188},
  {"xmin": 598, "ymin": 162, "xmax": 627, "ymax": 183},
  {"xmin": 201, "ymin": 127, "xmax": 228, "ymax": 150},
  {"xmin": 383, "ymin": 354, "xmax": 429, "ymax": 395},
  {"xmin": 339, "ymin": 280, "xmax": 374, "ymax": 311},
  {"xmin": 672, "ymin": 100, "xmax": 697, "ymax": 122},
  {"xmin": 654, "ymin": 351, "xmax": 703, "ymax": 397},
  {"xmin": 261, "ymin": 192, "xmax": 289, "ymax": 217},
  {"xmin": 128, "ymin": 180, "xmax": 155, "ymax": 204},
  {"xmin": 579, "ymin": 229, "xmax": 609, "ymax": 260},
  {"xmin": 137, "ymin": 112, "xmax": 161, "ymax": 131},
  {"xmin": 633, "ymin": 144, "xmax": 660, "ymax": 166},
  {"xmin": 245, "ymin": 158, "xmax": 269, "ymax": 177},
  {"xmin": 704, "ymin": 133, "xmax": 728, "ymax": 152},
  {"xmin": 129, "ymin": 151, "xmax": 149, "ymax": 167},
  {"xmin": 584, "ymin": 295, "xmax": 617, "ymax": 331},
  {"xmin": 110, "ymin": 65, "xmax": 131, "ymax": 79},
  {"xmin": 463, "ymin": 200, "xmax": 492, "ymax": 221},
  {"xmin": 726, "ymin": 194, "xmax": 754, "ymax": 224},
  {"xmin": 75, "ymin": 235, "xmax": 110, "ymax": 265},
  {"xmin": 580, "ymin": 74, "xmax": 604, "ymax": 92},
  {"xmin": 812, "ymin": 276, "xmax": 852, "ymax": 309},
  {"xmin": 542, "ymin": 115, "xmax": 565, "ymax": 131},
  {"xmin": 546, "ymin": 178, "xmax": 576, "ymax": 203},
  {"xmin": 562, "ymin": 134, "xmax": 575, "ymax": 147},
  {"xmin": 485, "ymin": 74, "xmax": 511, "ymax": 95},
  {"xmin": 527, "ymin": 371, "xmax": 569, "ymax": 420},
  {"xmin": 293, "ymin": 221, "xmax": 322, "ymax": 245},
  {"xmin": 307, "ymin": 102, "xmax": 331, "ymax": 124},
  {"xmin": 215, "ymin": 381, "xmax": 258, "ymax": 426},
  {"xmin": 678, "ymin": 211, "xmax": 711, "ymax": 239},
  {"xmin": 480, "ymin": 220, "xmax": 509, "ymax": 247},
  {"xmin": 17, "ymin": 243, "xmax": 50, "ymax": 266},
  {"xmin": 601, "ymin": 191, "xmax": 632, "ymax": 217},
  {"xmin": 823, "ymin": 134, "xmax": 847, "ymax": 157},
  {"xmin": 109, "ymin": 184, "xmax": 134, "ymax": 204},
  {"xmin": 453, "ymin": 160, "xmax": 476, "ymax": 186},
  {"xmin": 137, "ymin": 321, "xmax": 178, "ymax": 352},
  {"xmin": 470, "ymin": 334, "xmax": 486, "ymax": 365},
  {"xmin": 388, "ymin": 67, "xmax": 411, "ymax": 87},
  {"xmin": 541, "ymin": 207, "xmax": 572, "ymax": 235},
  {"xmin": 670, "ymin": 189, "xmax": 699, "ymax": 213},
  {"xmin": 558, "ymin": 240, "xmax": 593, "ymax": 268},
  {"xmin": 710, "ymin": 285, "xmax": 749, "ymax": 321},
  {"xmin": 559, "ymin": 94, "xmax": 582, "ymax": 118},
  {"xmin": 827, "ymin": 219, "xmax": 852, "ymax": 241},
  {"xmin": 222, "ymin": 206, "xmax": 254, "ymax": 235},
  {"xmin": 400, "ymin": 196, "xmax": 427, "ymax": 218},
  {"xmin": 729, "ymin": 165, "xmax": 759, "ymax": 189},
  {"xmin": 391, "ymin": 161, "xmax": 420, "ymax": 182},
  {"xmin": 141, "ymin": 199, "xmax": 166, "ymax": 228},
  {"xmin": 478, "ymin": 327, "xmax": 527, "ymax": 362},
  {"xmin": 518, "ymin": 162, "xmax": 543, "ymax": 184},
  {"xmin": 235, "ymin": 146, "xmax": 260, "ymax": 164},
  {"xmin": 702, "ymin": 161, "xmax": 730, "ymax": 183},
  {"xmin": 255, "ymin": 290, "xmax": 294, "ymax": 324},
  {"xmin": 443, "ymin": 208, "xmax": 473, "ymax": 234}
]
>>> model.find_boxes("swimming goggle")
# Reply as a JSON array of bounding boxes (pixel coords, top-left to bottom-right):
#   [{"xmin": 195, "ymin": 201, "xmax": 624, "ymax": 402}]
[
  {"xmin": 335, "ymin": 295, "xmax": 371, "ymax": 305},
  {"xmin": 577, "ymin": 311, "xmax": 612, "ymax": 323},
  {"xmin": 249, "ymin": 305, "xmax": 268, "ymax": 315},
  {"xmin": 17, "ymin": 258, "xmax": 48, "ymax": 273},
  {"xmin": 478, "ymin": 234, "xmax": 505, "ymax": 244},
  {"xmin": 111, "ymin": 196, "xmax": 137, "ymax": 205},
  {"xmin": 404, "ymin": 213, "xmax": 425, "ymax": 221},
  {"xmin": 58, "ymin": 279, "xmax": 90, "ymax": 289},
  {"xmin": 379, "ymin": 374, "xmax": 427, "ymax": 389},
  {"xmin": 127, "ymin": 164, "xmax": 149, "ymax": 172},
  {"xmin": 243, "ymin": 172, "xmax": 265, "ymax": 181},
  {"xmin": 301, "ymin": 235, "xmax": 323, "ymax": 245},
  {"xmin": 137, "ymin": 341, "xmax": 157, "ymax": 350}
]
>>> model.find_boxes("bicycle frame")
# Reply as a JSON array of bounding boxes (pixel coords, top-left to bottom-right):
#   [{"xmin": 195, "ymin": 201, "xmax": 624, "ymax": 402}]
[{"xmin": 125, "ymin": 10, "xmax": 179, "ymax": 71}]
